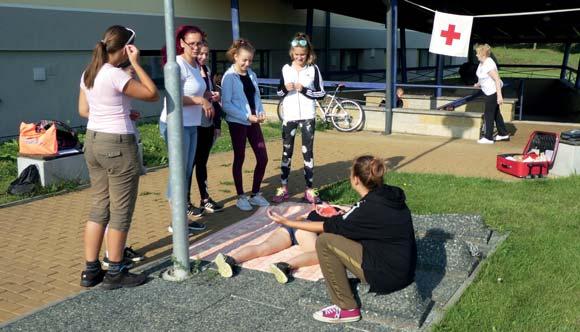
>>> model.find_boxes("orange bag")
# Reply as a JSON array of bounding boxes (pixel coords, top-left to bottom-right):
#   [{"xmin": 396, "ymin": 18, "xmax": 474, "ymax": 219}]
[{"xmin": 18, "ymin": 121, "xmax": 58, "ymax": 155}]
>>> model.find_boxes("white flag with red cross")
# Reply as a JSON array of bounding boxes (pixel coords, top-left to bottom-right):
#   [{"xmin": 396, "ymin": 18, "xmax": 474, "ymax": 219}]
[{"xmin": 429, "ymin": 11, "xmax": 473, "ymax": 57}]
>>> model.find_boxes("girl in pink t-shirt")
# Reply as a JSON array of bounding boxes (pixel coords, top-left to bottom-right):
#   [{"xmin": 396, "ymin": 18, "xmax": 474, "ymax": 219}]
[{"xmin": 78, "ymin": 25, "xmax": 159, "ymax": 290}]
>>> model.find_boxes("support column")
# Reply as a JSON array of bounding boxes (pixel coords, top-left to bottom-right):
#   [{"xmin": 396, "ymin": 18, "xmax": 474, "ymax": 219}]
[
  {"xmin": 306, "ymin": 7, "xmax": 313, "ymax": 38},
  {"xmin": 162, "ymin": 0, "xmax": 190, "ymax": 281},
  {"xmin": 435, "ymin": 55, "xmax": 444, "ymax": 97},
  {"xmin": 561, "ymin": 42, "xmax": 571, "ymax": 80},
  {"xmin": 384, "ymin": 0, "xmax": 393, "ymax": 134},
  {"xmin": 324, "ymin": 11, "xmax": 330, "ymax": 75},
  {"xmin": 400, "ymin": 26, "xmax": 407, "ymax": 83},
  {"xmin": 575, "ymin": 58, "xmax": 580, "ymax": 89},
  {"xmin": 231, "ymin": 0, "xmax": 240, "ymax": 41}
]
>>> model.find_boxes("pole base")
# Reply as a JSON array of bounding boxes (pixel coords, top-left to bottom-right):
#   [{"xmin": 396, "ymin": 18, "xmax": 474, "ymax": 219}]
[{"xmin": 161, "ymin": 266, "xmax": 191, "ymax": 282}]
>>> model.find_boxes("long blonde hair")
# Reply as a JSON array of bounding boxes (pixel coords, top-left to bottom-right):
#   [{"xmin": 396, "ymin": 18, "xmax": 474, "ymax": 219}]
[
  {"xmin": 226, "ymin": 38, "xmax": 255, "ymax": 63},
  {"xmin": 289, "ymin": 32, "xmax": 317, "ymax": 65}
]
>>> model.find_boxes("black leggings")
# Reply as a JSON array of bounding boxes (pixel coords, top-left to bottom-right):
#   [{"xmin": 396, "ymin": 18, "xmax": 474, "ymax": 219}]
[
  {"xmin": 281, "ymin": 119, "xmax": 315, "ymax": 188},
  {"xmin": 482, "ymin": 93, "xmax": 508, "ymax": 140},
  {"xmin": 191, "ymin": 125, "xmax": 214, "ymax": 201}
]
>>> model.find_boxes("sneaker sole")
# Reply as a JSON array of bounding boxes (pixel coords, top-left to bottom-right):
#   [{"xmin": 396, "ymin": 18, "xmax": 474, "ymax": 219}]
[
  {"xmin": 237, "ymin": 205, "xmax": 253, "ymax": 211},
  {"xmin": 128, "ymin": 257, "xmax": 145, "ymax": 262},
  {"xmin": 312, "ymin": 313, "xmax": 361, "ymax": 323},
  {"xmin": 272, "ymin": 196, "xmax": 289, "ymax": 203},
  {"xmin": 214, "ymin": 254, "xmax": 233, "ymax": 278},
  {"xmin": 249, "ymin": 202, "xmax": 270, "ymax": 207},
  {"xmin": 203, "ymin": 206, "xmax": 224, "ymax": 213},
  {"xmin": 269, "ymin": 264, "xmax": 289, "ymax": 284},
  {"xmin": 102, "ymin": 261, "xmax": 135, "ymax": 269},
  {"xmin": 100, "ymin": 276, "xmax": 147, "ymax": 290},
  {"xmin": 80, "ymin": 276, "xmax": 104, "ymax": 288}
]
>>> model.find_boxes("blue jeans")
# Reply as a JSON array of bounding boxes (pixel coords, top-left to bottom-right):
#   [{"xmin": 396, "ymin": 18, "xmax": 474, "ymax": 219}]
[{"xmin": 159, "ymin": 121, "xmax": 198, "ymax": 203}]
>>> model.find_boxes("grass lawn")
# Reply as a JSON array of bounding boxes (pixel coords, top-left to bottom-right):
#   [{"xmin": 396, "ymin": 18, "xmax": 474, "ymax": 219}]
[
  {"xmin": 493, "ymin": 46, "xmax": 579, "ymax": 79},
  {"xmin": 0, "ymin": 120, "xmax": 283, "ymax": 205},
  {"xmin": 320, "ymin": 172, "xmax": 580, "ymax": 331}
]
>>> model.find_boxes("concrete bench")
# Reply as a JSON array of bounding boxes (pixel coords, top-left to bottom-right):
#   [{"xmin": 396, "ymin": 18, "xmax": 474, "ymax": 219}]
[
  {"xmin": 364, "ymin": 91, "xmax": 517, "ymax": 122},
  {"xmin": 17, "ymin": 152, "xmax": 89, "ymax": 187}
]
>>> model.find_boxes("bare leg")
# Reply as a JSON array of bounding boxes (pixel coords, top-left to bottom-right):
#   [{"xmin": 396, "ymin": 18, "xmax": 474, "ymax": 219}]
[
  {"xmin": 106, "ymin": 228, "xmax": 128, "ymax": 262},
  {"xmin": 286, "ymin": 230, "xmax": 319, "ymax": 268},
  {"xmin": 84, "ymin": 221, "xmax": 106, "ymax": 262},
  {"xmin": 229, "ymin": 228, "xmax": 292, "ymax": 264}
]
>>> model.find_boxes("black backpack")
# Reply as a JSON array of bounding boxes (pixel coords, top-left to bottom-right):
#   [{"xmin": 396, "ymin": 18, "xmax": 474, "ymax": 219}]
[
  {"xmin": 39, "ymin": 120, "xmax": 82, "ymax": 151},
  {"xmin": 8, "ymin": 165, "xmax": 40, "ymax": 195}
]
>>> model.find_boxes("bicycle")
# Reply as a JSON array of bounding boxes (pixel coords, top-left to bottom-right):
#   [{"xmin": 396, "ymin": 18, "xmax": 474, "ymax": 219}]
[{"xmin": 277, "ymin": 83, "xmax": 365, "ymax": 132}]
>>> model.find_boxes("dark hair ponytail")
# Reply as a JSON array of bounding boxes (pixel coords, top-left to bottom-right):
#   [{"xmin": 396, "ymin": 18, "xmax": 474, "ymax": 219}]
[
  {"xmin": 352, "ymin": 155, "xmax": 386, "ymax": 190},
  {"xmin": 83, "ymin": 25, "xmax": 133, "ymax": 88}
]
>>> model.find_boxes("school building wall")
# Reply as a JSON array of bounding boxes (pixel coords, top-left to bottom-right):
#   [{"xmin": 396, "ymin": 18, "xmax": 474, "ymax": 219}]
[{"xmin": 0, "ymin": 1, "xmax": 457, "ymax": 138}]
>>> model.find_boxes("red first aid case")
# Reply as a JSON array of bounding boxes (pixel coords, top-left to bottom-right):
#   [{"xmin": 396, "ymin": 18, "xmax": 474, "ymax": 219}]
[{"xmin": 496, "ymin": 131, "xmax": 559, "ymax": 178}]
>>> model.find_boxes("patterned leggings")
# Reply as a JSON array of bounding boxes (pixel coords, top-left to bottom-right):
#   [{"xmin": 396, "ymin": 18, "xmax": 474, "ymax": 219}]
[{"xmin": 281, "ymin": 119, "xmax": 315, "ymax": 188}]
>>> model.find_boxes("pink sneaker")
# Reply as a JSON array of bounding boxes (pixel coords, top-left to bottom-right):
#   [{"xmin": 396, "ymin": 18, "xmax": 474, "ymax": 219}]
[
  {"xmin": 312, "ymin": 305, "xmax": 361, "ymax": 323},
  {"xmin": 303, "ymin": 188, "xmax": 321, "ymax": 204},
  {"xmin": 272, "ymin": 187, "xmax": 289, "ymax": 203}
]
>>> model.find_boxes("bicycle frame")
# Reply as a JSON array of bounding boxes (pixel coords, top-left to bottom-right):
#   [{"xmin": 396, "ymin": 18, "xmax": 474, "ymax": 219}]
[{"xmin": 315, "ymin": 85, "xmax": 343, "ymax": 120}]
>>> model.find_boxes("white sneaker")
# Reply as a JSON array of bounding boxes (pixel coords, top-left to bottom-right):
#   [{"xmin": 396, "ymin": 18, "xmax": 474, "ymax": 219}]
[
  {"xmin": 477, "ymin": 138, "xmax": 494, "ymax": 144},
  {"xmin": 249, "ymin": 192, "xmax": 270, "ymax": 207},
  {"xmin": 494, "ymin": 134, "xmax": 510, "ymax": 141},
  {"xmin": 236, "ymin": 195, "xmax": 253, "ymax": 211}
]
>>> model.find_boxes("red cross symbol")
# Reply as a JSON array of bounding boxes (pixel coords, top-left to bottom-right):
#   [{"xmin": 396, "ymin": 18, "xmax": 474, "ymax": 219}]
[{"xmin": 441, "ymin": 24, "xmax": 461, "ymax": 45}]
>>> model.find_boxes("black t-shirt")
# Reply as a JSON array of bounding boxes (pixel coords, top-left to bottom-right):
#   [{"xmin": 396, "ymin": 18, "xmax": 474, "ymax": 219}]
[{"xmin": 239, "ymin": 73, "xmax": 256, "ymax": 114}]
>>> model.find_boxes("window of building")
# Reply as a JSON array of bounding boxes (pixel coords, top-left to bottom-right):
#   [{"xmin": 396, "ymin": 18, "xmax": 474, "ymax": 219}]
[{"xmin": 418, "ymin": 49, "xmax": 430, "ymax": 68}]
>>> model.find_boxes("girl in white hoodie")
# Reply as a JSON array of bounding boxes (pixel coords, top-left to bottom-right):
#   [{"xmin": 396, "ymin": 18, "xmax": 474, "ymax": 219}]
[{"xmin": 273, "ymin": 33, "xmax": 325, "ymax": 204}]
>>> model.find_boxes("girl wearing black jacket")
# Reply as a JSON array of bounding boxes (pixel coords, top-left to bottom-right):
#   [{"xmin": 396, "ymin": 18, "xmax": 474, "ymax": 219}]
[{"xmin": 267, "ymin": 155, "xmax": 417, "ymax": 324}]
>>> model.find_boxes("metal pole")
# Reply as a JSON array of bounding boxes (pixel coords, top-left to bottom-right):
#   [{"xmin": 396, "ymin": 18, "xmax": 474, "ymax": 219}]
[
  {"xmin": 400, "ymin": 26, "xmax": 407, "ymax": 83},
  {"xmin": 231, "ymin": 0, "xmax": 240, "ymax": 41},
  {"xmin": 519, "ymin": 79, "xmax": 525, "ymax": 120},
  {"xmin": 306, "ymin": 7, "xmax": 313, "ymax": 38},
  {"xmin": 435, "ymin": 55, "xmax": 444, "ymax": 97},
  {"xmin": 390, "ymin": 0, "xmax": 398, "ymax": 108},
  {"xmin": 324, "ymin": 11, "xmax": 330, "ymax": 76},
  {"xmin": 560, "ymin": 42, "xmax": 571, "ymax": 80},
  {"xmin": 384, "ymin": 0, "xmax": 393, "ymax": 134},
  {"xmin": 162, "ymin": 0, "xmax": 190, "ymax": 281},
  {"xmin": 575, "ymin": 58, "xmax": 580, "ymax": 89}
]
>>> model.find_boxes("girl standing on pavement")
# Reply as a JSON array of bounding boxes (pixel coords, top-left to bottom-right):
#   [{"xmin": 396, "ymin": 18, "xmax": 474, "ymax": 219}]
[
  {"xmin": 159, "ymin": 25, "xmax": 214, "ymax": 231},
  {"xmin": 193, "ymin": 41, "xmax": 224, "ymax": 214},
  {"xmin": 78, "ymin": 25, "xmax": 159, "ymax": 290},
  {"xmin": 274, "ymin": 33, "xmax": 325, "ymax": 204},
  {"xmin": 221, "ymin": 38, "xmax": 269, "ymax": 211}
]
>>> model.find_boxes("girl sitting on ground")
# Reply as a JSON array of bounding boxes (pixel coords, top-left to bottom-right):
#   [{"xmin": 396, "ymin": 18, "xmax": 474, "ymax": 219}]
[{"xmin": 268, "ymin": 155, "xmax": 417, "ymax": 324}]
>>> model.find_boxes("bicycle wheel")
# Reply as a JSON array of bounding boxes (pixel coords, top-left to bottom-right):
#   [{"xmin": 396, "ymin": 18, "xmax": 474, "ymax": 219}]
[
  {"xmin": 330, "ymin": 99, "xmax": 364, "ymax": 132},
  {"xmin": 277, "ymin": 99, "xmax": 284, "ymax": 122}
]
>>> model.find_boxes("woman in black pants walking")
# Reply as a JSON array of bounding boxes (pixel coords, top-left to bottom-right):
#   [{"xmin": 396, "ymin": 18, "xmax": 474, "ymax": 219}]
[{"xmin": 474, "ymin": 43, "xmax": 509, "ymax": 144}]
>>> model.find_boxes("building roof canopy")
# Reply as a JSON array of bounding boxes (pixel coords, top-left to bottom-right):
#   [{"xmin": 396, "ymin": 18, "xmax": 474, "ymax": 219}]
[{"xmin": 293, "ymin": 0, "xmax": 580, "ymax": 43}]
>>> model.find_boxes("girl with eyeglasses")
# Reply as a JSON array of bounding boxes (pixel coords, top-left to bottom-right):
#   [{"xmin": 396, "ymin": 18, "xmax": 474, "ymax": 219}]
[
  {"xmin": 159, "ymin": 25, "xmax": 214, "ymax": 230},
  {"xmin": 273, "ymin": 33, "xmax": 325, "ymax": 204},
  {"xmin": 221, "ymin": 38, "xmax": 270, "ymax": 211},
  {"xmin": 78, "ymin": 25, "xmax": 159, "ymax": 289}
]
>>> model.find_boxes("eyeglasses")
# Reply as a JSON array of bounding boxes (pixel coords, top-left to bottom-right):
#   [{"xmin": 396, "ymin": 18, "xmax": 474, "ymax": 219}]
[
  {"xmin": 125, "ymin": 27, "xmax": 135, "ymax": 46},
  {"xmin": 182, "ymin": 39, "xmax": 204, "ymax": 49},
  {"xmin": 291, "ymin": 39, "xmax": 308, "ymax": 47}
]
